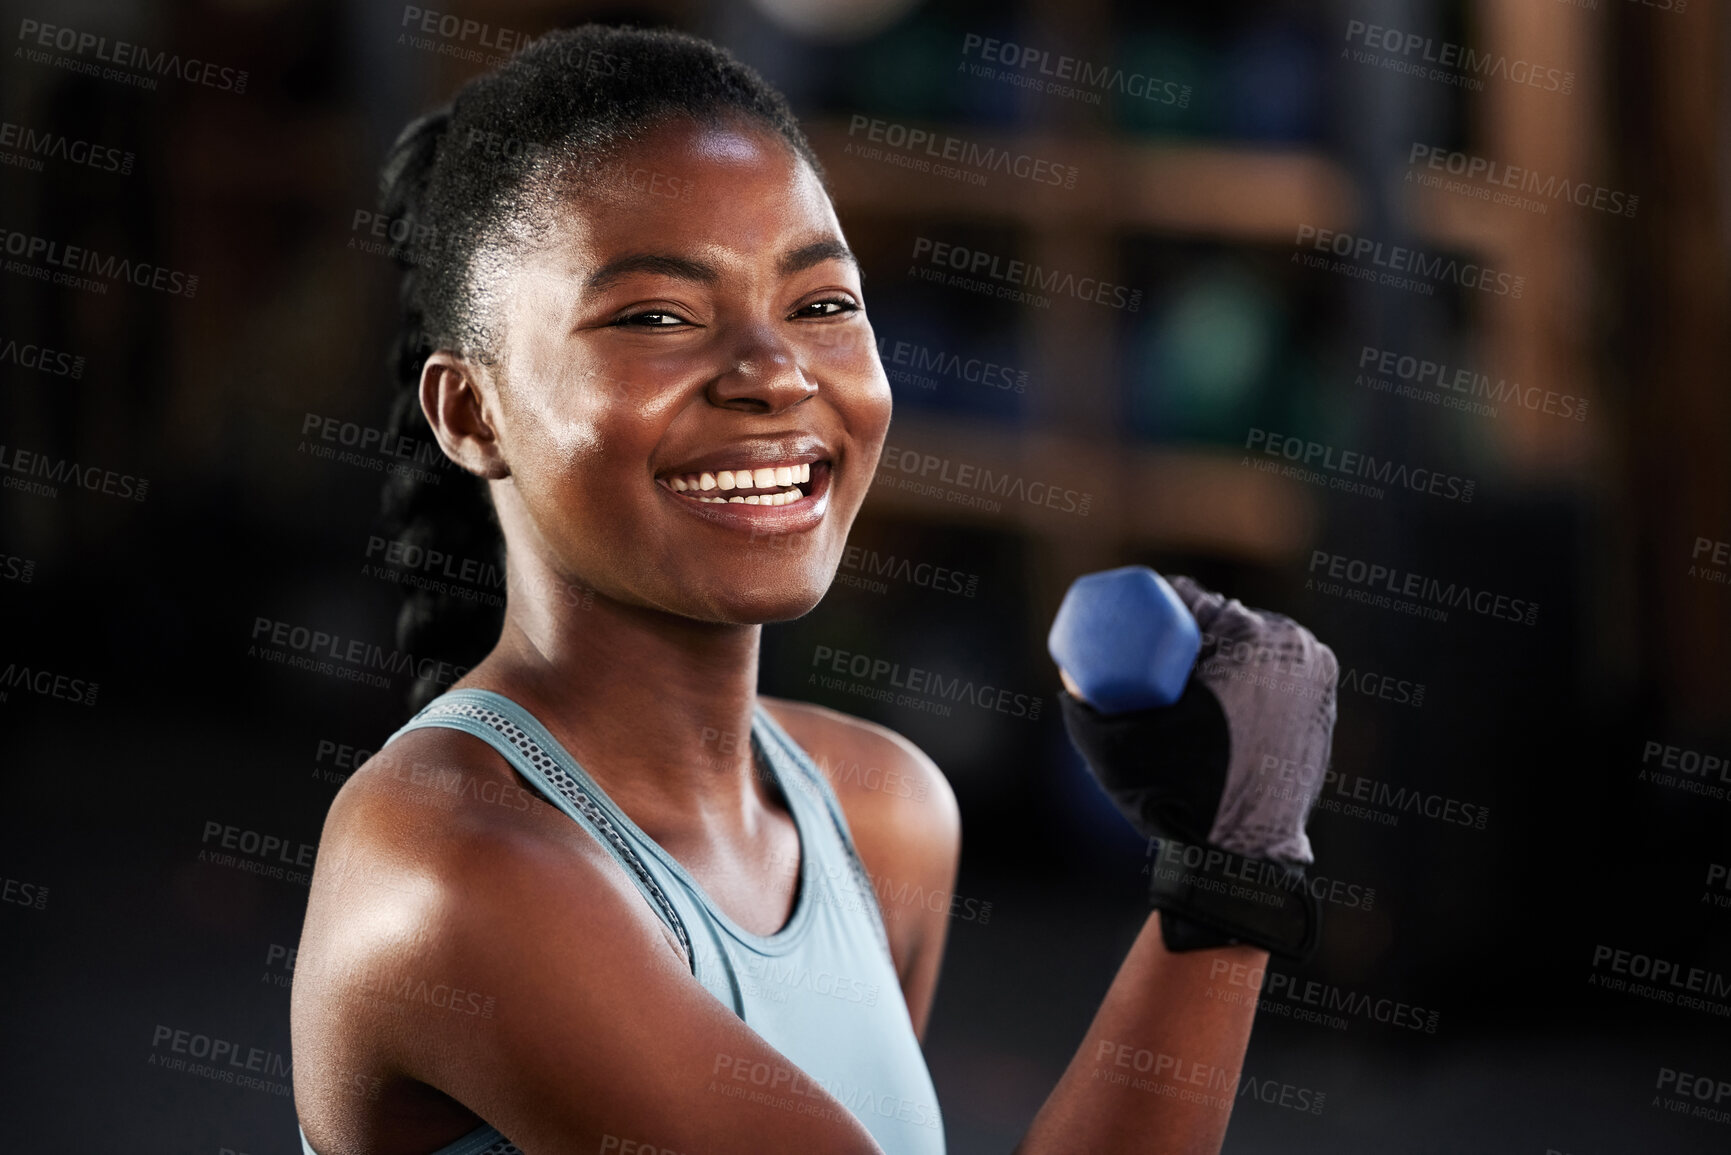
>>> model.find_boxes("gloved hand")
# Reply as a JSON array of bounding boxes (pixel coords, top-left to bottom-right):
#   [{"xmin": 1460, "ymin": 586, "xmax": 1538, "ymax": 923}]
[{"xmin": 1057, "ymin": 576, "xmax": 1338, "ymax": 958}]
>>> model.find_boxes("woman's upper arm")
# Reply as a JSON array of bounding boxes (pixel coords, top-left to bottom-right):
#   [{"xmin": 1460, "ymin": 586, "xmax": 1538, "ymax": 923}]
[{"xmin": 302, "ymin": 794, "xmax": 886, "ymax": 1155}]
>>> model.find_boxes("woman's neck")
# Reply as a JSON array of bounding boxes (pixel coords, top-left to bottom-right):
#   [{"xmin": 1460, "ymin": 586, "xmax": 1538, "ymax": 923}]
[{"xmin": 472, "ymin": 550, "xmax": 769, "ymax": 829}]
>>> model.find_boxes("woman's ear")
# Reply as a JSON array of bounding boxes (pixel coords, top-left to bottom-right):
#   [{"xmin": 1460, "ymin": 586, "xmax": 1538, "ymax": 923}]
[{"xmin": 420, "ymin": 351, "xmax": 510, "ymax": 480}]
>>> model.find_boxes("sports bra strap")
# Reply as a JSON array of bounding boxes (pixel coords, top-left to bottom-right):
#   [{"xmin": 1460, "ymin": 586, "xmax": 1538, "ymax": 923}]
[{"xmin": 392, "ymin": 689, "xmax": 696, "ymax": 969}]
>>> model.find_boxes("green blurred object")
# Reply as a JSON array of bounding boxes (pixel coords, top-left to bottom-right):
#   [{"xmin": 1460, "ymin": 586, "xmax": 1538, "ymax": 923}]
[
  {"xmin": 1111, "ymin": 32, "xmax": 1211, "ymax": 138},
  {"xmin": 1130, "ymin": 264, "xmax": 1282, "ymax": 443},
  {"xmin": 849, "ymin": 16, "xmax": 959, "ymax": 118}
]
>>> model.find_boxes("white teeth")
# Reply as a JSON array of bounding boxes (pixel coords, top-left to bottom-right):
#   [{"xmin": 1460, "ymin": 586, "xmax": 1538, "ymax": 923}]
[
  {"xmin": 683, "ymin": 487, "xmax": 803, "ymax": 506},
  {"xmin": 666, "ymin": 463, "xmax": 816, "ymax": 500}
]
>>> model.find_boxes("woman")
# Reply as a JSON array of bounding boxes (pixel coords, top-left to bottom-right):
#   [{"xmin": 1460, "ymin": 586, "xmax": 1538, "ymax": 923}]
[{"xmin": 292, "ymin": 25, "xmax": 1311, "ymax": 1155}]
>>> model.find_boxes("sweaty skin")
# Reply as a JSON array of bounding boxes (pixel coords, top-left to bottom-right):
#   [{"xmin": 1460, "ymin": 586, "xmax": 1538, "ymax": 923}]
[{"xmin": 291, "ymin": 115, "xmax": 1267, "ymax": 1155}]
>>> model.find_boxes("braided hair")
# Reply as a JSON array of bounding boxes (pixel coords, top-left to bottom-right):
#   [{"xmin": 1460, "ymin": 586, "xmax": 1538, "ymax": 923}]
[{"xmin": 375, "ymin": 25, "xmax": 824, "ymax": 711}]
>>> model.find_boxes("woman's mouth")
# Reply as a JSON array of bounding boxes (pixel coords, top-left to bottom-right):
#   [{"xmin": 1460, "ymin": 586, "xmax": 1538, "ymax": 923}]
[{"xmin": 659, "ymin": 461, "xmax": 823, "ymax": 507}]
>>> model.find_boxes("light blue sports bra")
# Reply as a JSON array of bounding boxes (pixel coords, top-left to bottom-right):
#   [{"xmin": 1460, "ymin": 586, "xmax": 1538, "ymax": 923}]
[{"xmin": 298, "ymin": 687, "xmax": 946, "ymax": 1155}]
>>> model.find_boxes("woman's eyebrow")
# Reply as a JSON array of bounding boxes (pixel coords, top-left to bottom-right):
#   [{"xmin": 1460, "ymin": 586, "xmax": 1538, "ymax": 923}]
[
  {"xmin": 584, "ymin": 253, "xmax": 717, "ymax": 293},
  {"xmin": 779, "ymin": 238, "xmax": 859, "ymax": 276},
  {"xmin": 582, "ymin": 239, "xmax": 860, "ymax": 295}
]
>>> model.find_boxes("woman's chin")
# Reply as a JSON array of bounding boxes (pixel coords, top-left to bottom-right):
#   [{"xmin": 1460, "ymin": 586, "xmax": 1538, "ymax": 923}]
[{"xmin": 687, "ymin": 574, "xmax": 835, "ymax": 626}]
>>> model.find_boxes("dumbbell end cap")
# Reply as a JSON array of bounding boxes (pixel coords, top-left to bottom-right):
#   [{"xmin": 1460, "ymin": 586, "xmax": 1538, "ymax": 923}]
[{"xmin": 1047, "ymin": 566, "xmax": 1201, "ymax": 714}]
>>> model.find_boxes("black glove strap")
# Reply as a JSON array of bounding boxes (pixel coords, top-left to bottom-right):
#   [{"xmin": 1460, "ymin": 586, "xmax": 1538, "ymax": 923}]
[{"xmin": 1144, "ymin": 837, "xmax": 1321, "ymax": 962}]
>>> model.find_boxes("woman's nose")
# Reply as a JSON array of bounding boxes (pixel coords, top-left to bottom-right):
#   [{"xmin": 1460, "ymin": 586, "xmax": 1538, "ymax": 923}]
[{"xmin": 705, "ymin": 325, "xmax": 818, "ymax": 414}]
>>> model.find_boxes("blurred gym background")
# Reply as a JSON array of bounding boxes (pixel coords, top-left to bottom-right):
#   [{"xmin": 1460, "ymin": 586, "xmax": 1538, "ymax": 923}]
[{"xmin": 2, "ymin": 0, "xmax": 1728, "ymax": 1151}]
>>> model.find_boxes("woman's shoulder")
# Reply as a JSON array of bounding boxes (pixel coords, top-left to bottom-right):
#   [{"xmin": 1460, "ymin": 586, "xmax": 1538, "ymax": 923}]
[
  {"xmin": 758, "ymin": 697, "xmax": 960, "ymax": 865},
  {"xmin": 304, "ymin": 722, "xmax": 661, "ymax": 934},
  {"xmin": 290, "ymin": 725, "xmax": 709, "ymax": 1150}
]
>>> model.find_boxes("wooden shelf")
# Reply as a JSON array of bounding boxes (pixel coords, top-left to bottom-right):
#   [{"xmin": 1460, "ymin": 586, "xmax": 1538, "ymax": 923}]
[
  {"xmin": 807, "ymin": 119, "xmax": 1360, "ymax": 241},
  {"xmin": 866, "ymin": 414, "xmax": 1317, "ymax": 562}
]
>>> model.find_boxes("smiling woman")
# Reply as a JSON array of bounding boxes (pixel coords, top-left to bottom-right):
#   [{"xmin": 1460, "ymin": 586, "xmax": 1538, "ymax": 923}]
[{"xmin": 290, "ymin": 23, "xmax": 1275, "ymax": 1155}]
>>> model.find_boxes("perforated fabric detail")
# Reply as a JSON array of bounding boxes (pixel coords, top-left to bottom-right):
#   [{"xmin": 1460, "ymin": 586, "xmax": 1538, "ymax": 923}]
[{"xmin": 415, "ymin": 698, "xmax": 695, "ymax": 966}]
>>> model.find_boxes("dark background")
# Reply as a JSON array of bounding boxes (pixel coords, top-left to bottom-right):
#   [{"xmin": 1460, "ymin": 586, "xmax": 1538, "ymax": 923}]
[{"xmin": 2, "ymin": 0, "xmax": 1729, "ymax": 1152}]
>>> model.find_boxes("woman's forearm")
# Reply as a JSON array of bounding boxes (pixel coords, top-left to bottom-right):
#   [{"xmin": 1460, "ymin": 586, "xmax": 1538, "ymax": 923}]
[{"xmin": 1015, "ymin": 911, "xmax": 1266, "ymax": 1155}]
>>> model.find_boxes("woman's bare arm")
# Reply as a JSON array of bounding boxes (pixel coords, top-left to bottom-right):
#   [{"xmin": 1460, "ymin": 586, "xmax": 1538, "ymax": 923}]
[
  {"xmin": 293, "ymin": 734, "xmax": 889, "ymax": 1155},
  {"xmin": 1018, "ymin": 918, "xmax": 1263, "ymax": 1154},
  {"xmin": 296, "ymin": 720, "xmax": 1265, "ymax": 1155},
  {"xmin": 767, "ymin": 702, "xmax": 1263, "ymax": 1153}
]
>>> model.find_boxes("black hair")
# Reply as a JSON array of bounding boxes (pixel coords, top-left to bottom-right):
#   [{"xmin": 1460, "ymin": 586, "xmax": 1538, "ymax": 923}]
[{"xmin": 375, "ymin": 24, "xmax": 824, "ymax": 712}]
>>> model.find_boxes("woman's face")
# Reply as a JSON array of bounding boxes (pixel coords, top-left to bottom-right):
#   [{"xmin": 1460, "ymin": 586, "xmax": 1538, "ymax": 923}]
[{"xmin": 457, "ymin": 115, "xmax": 891, "ymax": 625}]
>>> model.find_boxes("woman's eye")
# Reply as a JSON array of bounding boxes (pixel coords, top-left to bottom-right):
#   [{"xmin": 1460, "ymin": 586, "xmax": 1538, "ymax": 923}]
[
  {"xmin": 797, "ymin": 298, "xmax": 859, "ymax": 319},
  {"xmin": 616, "ymin": 310, "xmax": 688, "ymax": 328}
]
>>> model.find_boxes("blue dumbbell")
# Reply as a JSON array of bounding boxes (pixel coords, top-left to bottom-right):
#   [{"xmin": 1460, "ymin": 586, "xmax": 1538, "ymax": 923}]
[{"xmin": 1047, "ymin": 566, "xmax": 1202, "ymax": 713}]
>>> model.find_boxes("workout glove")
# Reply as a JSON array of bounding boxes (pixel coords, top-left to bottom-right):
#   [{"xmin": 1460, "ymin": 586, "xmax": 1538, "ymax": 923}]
[{"xmin": 1058, "ymin": 576, "xmax": 1338, "ymax": 959}]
